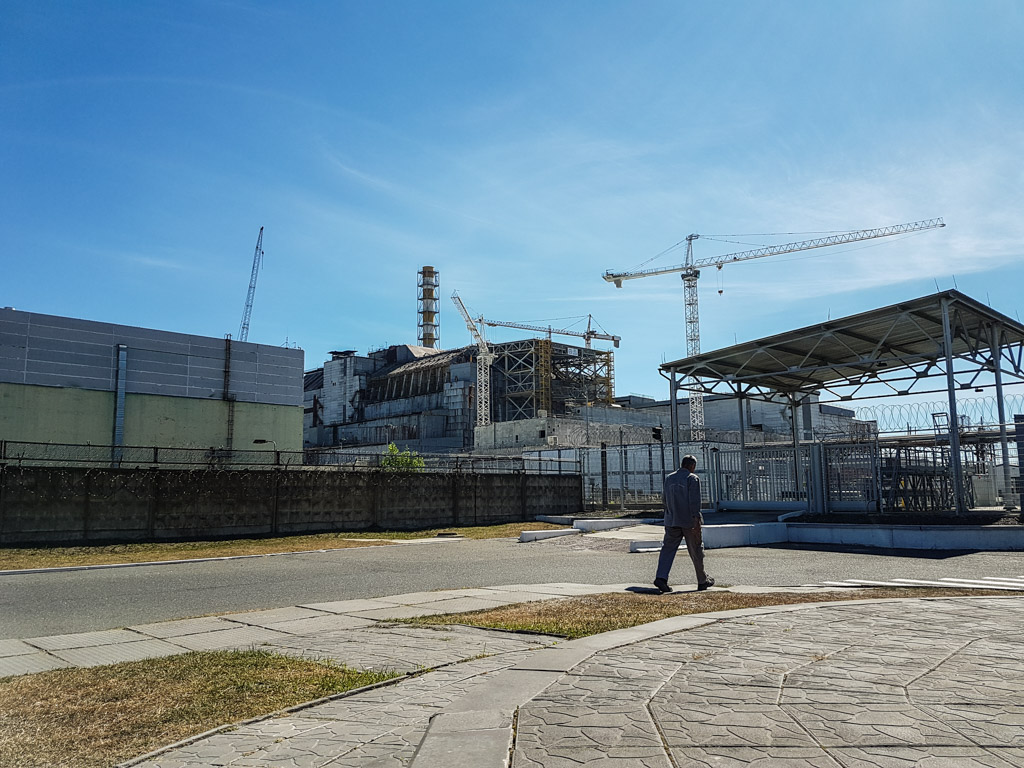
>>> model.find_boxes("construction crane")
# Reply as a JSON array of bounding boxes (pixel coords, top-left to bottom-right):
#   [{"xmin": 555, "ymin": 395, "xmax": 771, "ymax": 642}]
[
  {"xmin": 238, "ymin": 226, "xmax": 264, "ymax": 342},
  {"xmin": 479, "ymin": 314, "xmax": 621, "ymax": 349},
  {"xmin": 603, "ymin": 217, "xmax": 946, "ymax": 438},
  {"xmin": 451, "ymin": 291, "xmax": 494, "ymax": 427}
]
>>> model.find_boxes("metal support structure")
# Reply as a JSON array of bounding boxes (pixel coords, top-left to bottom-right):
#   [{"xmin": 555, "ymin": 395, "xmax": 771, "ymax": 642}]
[
  {"xmin": 669, "ymin": 371, "xmax": 680, "ymax": 468},
  {"xmin": 238, "ymin": 227, "xmax": 264, "ymax": 342},
  {"xmin": 112, "ymin": 344, "xmax": 127, "ymax": 466},
  {"xmin": 941, "ymin": 299, "xmax": 967, "ymax": 515},
  {"xmin": 790, "ymin": 395, "xmax": 801, "ymax": 493},
  {"xmin": 682, "ymin": 264, "xmax": 704, "ymax": 441},
  {"xmin": 992, "ymin": 324, "xmax": 1017, "ymax": 510},
  {"xmin": 451, "ymin": 291, "xmax": 493, "ymax": 426},
  {"xmin": 619, "ymin": 428, "xmax": 626, "ymax": 511},
  {"xmin": 738, "ymin": 396, "xmax": 748, "ymax": 501}
]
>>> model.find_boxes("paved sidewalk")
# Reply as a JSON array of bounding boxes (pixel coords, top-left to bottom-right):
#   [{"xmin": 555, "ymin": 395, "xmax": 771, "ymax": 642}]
[
  {"xmin": 6, "ymin": 584, "xmax": 1023, "ymax": 767},
  {"xmin": 0, "ymin": 582, "xmax": 630, "ymax": 679}
]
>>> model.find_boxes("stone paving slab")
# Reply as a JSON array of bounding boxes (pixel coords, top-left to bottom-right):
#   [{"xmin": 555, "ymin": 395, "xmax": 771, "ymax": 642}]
[
  {"xmin": 25, "ymin": 628, "xmax": 144, "ymax": 651},
  {"xmin": 0, "ymin": 637, "xmax": 37, "ymax": 657},
  {"xmin": 0, "ymin": 652, "xmax": 73, "ymax": 677},
  {"xmin": 411, "ymin": 596, "xmax": 518, "ymax": 614},
  {"xmin": 345, "ymin": 604, "xmax": 456, "ymax": 621},
  {"xmin": 168, "ymin": 625, "xmax": 293, "ymax": 652},
  {"xmin": 258, "ymin": 614, "xmax": 376, "ymax": 635},
  {"xmin": 299, "ymin": 597, "xmax": 406, "ymax": 613},
  {"xmin": 128, "ymin": 616, "xmax": 238, "ymax": 638},
  {"xmin": 224, "ymin": 606, "xmax": 329, "ymax": 627},
  {"xmin": 49, "ymin": 638, "xmax": 188, "ymax": 667}
]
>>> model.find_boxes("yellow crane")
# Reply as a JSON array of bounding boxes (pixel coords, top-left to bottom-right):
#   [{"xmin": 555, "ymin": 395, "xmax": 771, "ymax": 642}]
[{"xmin": 479, "ymin": 315, "xmax": 620, "ymax": 348}]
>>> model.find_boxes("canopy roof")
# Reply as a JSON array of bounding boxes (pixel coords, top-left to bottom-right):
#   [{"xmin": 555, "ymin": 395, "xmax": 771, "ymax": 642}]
[{"xmin": 661, "ymin": 290, "xmax": 1024, "ymax": 403}]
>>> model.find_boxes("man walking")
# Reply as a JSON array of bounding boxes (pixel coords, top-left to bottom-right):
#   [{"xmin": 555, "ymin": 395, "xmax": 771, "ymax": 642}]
[{"xmin": 654, "ymin": 454, "xmax": 714, "ymax": 593}]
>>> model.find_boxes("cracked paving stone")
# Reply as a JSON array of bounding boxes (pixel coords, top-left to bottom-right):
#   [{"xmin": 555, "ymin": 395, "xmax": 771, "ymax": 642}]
[
  {"xmin": 651, "ymin": 702, "xmax": 815, "ymax": 748},
  {"xmin": 915, "ymin": 704, "xmax": 1024, "ymax": 747},
  {"xmin": 668, "ymin": 746, "xmax": 842, "ymax": 767},
  {"xmin": 830, "ymin": 746, "xmax": 1021, "ymax": 767},
  {"xmin": 513, "ymin": 745, "xmax": 672, "ymax": 767},
  {"xmin": 780, "ymin": 703, "xmax": 972, "ymax": 748},
  {"xmin": 516, "ymin": 703, "xmax": 663, "ymax": 752}
]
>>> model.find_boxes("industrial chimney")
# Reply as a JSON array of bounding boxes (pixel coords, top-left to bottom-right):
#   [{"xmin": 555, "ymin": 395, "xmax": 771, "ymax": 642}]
[{"xmin": 417, "ymin": 266, "xmax": 439, "ymax": 348}]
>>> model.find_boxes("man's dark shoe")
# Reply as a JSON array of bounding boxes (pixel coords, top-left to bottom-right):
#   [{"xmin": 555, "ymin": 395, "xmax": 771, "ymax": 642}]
[
  {"xmin": 653, "ymin": 578, "xmax": 673, "ymax": 594},
  {"xmin": 697, "ymin": 577, "xmax": 716, "ymax": 591}
]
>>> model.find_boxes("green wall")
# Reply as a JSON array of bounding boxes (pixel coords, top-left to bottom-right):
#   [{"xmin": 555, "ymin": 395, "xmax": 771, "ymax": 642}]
[
  {"xmin": 0, "ymin": 383, "xmax": 301, "ymax": 451},
  {"xmin": 0, "ymin": 383, "xmax": 114, "ymax": 445}
]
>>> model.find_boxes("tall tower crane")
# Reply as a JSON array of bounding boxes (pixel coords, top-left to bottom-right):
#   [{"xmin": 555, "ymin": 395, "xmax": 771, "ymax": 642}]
[
  {"xmin": 603, "ymin": 217, "xmax": 946, "ymax": 438},
  {"xmin": 479, "ymin": 315, "xmax": 621, "ymax": 348},
  {"xmin": 451, "ymin": 291, "xmax": 494, "ymax": 427},
  {"xmin": 238, "ymin": 226, "xmax": 264, "ymax": 342}
]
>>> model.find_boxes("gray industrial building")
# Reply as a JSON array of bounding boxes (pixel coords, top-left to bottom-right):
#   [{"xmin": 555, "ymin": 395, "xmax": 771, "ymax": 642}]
[
  {"xmin": 303, "ymin": 337, "xmax": 616, "ymax": 452},
  {"xmin": 473, "ymin": 393, "xmax": 865, "ymax": 452},
  {"xmin": 0, "ymin": 308, "xmax": 304, "ymax": 453}
]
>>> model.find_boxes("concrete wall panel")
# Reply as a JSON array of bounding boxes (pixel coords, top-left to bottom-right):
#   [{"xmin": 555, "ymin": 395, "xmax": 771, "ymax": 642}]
[{"xmin": 0, "ymin": 466, "xmax": 584, "ymax": 544}]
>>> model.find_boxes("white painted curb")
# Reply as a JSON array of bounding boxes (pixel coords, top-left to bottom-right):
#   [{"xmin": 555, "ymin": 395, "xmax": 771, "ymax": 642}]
[{"xmin": 519, "ymin": 529, "xmax": 581, "ymax": 542}]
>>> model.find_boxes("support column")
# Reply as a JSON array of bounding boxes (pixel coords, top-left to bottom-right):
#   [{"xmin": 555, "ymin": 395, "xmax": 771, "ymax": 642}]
[
  {"xmin": 738, "ymin": 395, "xmax": 748, "ymax": 502},
  {"xmin": 991, "ymin": 323, "xmax": 1017, "ymax": 510},
  {"xmin": 669, "ymin": 371, "xmax": 680, "ymax": 469},
  {"xmin": 941, "ymin": 299, "xmax": 967, "ymax": 515},
  {"xmin": 790, "ymin": 395, "xmax": 801, "ymax": 500}
]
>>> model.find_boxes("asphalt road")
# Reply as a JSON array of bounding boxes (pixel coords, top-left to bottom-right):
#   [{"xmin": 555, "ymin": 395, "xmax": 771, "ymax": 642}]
[{"xmin": 4, "ymin": 537, "xmax": 1024, "ymax": 639}]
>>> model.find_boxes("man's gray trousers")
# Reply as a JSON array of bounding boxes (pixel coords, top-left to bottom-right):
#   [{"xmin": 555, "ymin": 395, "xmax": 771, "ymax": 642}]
[{"xmin": 655, "ymin": 524, "xmax": 708, "ymax": 585}]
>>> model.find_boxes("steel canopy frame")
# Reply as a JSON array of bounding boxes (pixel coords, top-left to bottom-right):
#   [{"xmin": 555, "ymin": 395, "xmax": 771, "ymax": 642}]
[{"xmin": 660, "ymin": 290, "xmax": 1024, "ymax": 515}]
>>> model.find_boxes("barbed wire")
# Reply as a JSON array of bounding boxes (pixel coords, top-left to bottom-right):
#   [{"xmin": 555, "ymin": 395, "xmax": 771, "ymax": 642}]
[{"xmin": 856, "ymin": 394, "xmax": 1024, "ymax": 434}]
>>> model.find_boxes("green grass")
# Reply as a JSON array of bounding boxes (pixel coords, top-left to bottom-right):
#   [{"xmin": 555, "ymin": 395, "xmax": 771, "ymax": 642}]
[
  {"xmin": 0, "ymin": 649, "xmax": 398, "ymax": 768},
  {"xmin": 0, "ymin": 522, "xmax": 569, "ymax": 571}
]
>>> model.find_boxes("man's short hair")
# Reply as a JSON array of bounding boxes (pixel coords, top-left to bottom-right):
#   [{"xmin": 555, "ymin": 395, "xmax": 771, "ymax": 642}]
[{"xmin": 681, "ymin": 454, "xmax": 697, "ymax": 469}]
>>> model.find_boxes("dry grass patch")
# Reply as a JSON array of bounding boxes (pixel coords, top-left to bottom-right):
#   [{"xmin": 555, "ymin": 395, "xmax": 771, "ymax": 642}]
[
  {"xmin": 335, "ymin": 521, "xmax": 569, "ymax": 541},
  {"xmin": 0, "ymin": 535, "xmax": 392, "ymax": 571},
  {"xmin": 402, "ymin": 587, "xmax": 1022, "ymax": 639},
  {"xmin": 0, "ymin": 522, "xmax": 569, "ymax": 571},
  {"xmin": 0, "ymin": 649, "xmax": 397, "ymax": 768}
]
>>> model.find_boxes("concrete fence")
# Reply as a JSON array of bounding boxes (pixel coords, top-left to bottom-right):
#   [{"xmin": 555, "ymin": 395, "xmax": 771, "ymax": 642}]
[{"xmin": 0, "ymin": 466, "xmax": 584, "ymax": 545}]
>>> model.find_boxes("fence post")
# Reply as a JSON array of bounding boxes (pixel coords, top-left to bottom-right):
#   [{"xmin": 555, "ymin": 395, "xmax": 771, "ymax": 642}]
[
  {"xmin": 271, "ymin": 469, "xmax": 280, "ymax": 535},
  {"xmin": 600, "ymin": 442, "xmax": 608, "ymax": 508}
]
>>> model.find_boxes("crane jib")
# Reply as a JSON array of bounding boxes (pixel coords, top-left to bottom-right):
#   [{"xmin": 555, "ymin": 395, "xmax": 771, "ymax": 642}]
[{"xmin": 604, "ymin": 217, "xmax": 944, "ymax": 283}]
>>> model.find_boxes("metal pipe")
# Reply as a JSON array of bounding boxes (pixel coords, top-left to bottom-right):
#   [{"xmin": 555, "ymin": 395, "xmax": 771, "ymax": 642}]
[
  {"xmin": 668, "ymin": 370, "xmax": 680, "ymax": 468},
  {"xmin": 941, "ymin": 298, "xmax": 967, "ymax": 515}
]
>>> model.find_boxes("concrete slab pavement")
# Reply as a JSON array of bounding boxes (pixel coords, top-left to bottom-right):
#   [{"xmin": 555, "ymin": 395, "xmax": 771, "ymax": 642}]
[{"xmin": 6, "ymin": 583, "xmax": 1023, "ymax": 767}]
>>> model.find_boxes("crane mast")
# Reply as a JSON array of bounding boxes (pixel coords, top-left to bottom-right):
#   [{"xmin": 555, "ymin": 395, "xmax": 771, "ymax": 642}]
[
  {"xmin": 603, "ymin": 218, "xmax": 946, "ymax": 440},
  {"xmin": 238, "ymin": 227, "xmax": 264, "ymax": 342},
  {"xmin": 451, "ymin": 291, "xmax": 493, "ymax": 427},
  {"xmin": 480, "ymin": 315, "xmax": 620, "ymax": 348}
]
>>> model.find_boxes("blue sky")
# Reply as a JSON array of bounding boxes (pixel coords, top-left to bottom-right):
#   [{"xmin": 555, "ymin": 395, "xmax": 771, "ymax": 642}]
[{"xmin": 3, "ymin": 1, "xmax": 1023, "ymax": 400}]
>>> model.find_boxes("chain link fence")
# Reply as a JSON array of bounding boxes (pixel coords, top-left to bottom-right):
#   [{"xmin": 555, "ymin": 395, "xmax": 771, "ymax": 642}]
[{"xmin": 0, "ymin": 440, "xmax": 579, "ymax": 475}]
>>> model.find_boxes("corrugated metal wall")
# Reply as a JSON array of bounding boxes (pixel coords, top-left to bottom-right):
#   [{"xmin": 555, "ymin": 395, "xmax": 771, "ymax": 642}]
[{"xmin": 0, "ymin": 309, "xmax": 302, "ymax": 406}]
